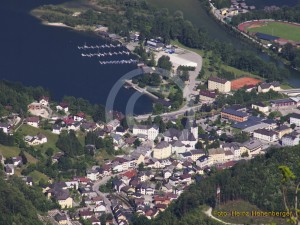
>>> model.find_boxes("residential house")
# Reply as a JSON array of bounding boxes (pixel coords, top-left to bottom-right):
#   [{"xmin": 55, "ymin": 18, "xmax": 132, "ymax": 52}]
[
  {"xmin": 24, "ymin": 133, "xmax": 47, "ymax": 146},
  {"xmin": 86, "ymin": 169, "xmax": 99, "ymax": 181},
  {"xmin": 133, "ymin": 124, "xmax": 159, "ymax": 141},
  {"xmin": 190, "ymin": 149, "xmax": 205, "ymax": 161},
  {"xmin": 164, "ymin": 127, "xmax": 197, "ymax": 149},
  {"xmin": 4, "ymin": 164, "xmax": 14, "ymax": 175},
  {"xmin": 153, "ymin": 141, "xmax": 172, "ymax": 159},
  {"xmin": 196, "ymin": 155, "xmax": 213, "ymax": 168},
  {"xmin": 221, "ymin": 108, "xmax": 248, "ymax": 122},
  {"xmin": 107, "ymin": 119, "xmax": 120, "ymax": 131},
  {"xmin": 0, "ymin": 123, "xmax": 11, "ymax": 134},
  {"xmin": 221, "ymin": 142, "xmax": 241, "ymax": 158},
  {"xmin": 74, "ymin": 112, "xmax": 85, "ymax": 122},
  {"xmin": 282, "ymin": 134, "xmax": 300, "ymax": 146},
  {"xmin": 208, "ymin": 148, "xmax": 225, "ymax": 163},
  {"xmin": 52, "ymin": 124, "xmax": 62, "ymax": 134},
  {"xmin": 251, "ymin": 102, "xmax": 269, "ymax": 113},
  {"xmin": 253, "ymin": 129, "xmax": 278, "ymax": 142},
  {"xmin": 290, "ymin": 113, "xmax": 300, "ymax": 126},
  {"xmin": 12, "ymin": 156, "xmax": 22, "ymax": 166},
  {"xmin": 55, "ymin": 213, "xmax": 68, "ymax": 225},
  {"xmin": 258, "ymin": 81, "xmax": 281, "ymax": 93},
  {"xmin": 39, "ymin": 96, "xmax": 49, "ymax": 106},
  {"xmin": 56, "ymin": 102, "xmax": 69, "ymax": 112},
  {"xmin": 48, "ymin": 188, "xmax": 73, "ymax": 208},
  {"xmin": 208, "ymin": 76, "xmax": 231, "ymax": 93},
  {"xmin": 25, "ymin": 117, "xmax": 39, "ymax": 127},
  {"xmin": 199, "ymin": 90, "xmax": 216, "ymax": 102}
]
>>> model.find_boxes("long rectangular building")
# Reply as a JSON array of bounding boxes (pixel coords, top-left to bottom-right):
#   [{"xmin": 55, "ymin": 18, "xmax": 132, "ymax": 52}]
[{"xmin": 221, "ymin": 108, "xmax": 248, "ymax": 122}]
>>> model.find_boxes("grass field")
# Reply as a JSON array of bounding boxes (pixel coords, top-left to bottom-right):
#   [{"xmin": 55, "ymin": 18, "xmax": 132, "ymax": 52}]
[
  {"xmin": 246, "ymin": 21, "xmax": 300, "ymax": 42},
  {"xmin": 29, "ymin": 170, "xmax": 49, "ymax": 183},
  {"xmin": 215, "ymin": 200, "xmax": 288, "ymax": 225},
  {"xmin": 17, "ymin": 124, "xmax": 60, "ymax": 154}
]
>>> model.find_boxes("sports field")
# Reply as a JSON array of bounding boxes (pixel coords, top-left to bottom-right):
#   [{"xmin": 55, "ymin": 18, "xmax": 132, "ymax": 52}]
[
  {"xmin": 242, "ymin": 21, "xmax": 300, "ymax": 42},
  {"xmin": 231, "ymin": 77, "xmax": 262, "ymax": 90}
]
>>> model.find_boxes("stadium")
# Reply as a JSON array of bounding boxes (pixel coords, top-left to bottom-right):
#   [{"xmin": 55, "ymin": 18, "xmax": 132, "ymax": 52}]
[{"xmin": 238, "ymin": 20, "xmax": 300, "ymax": 46}]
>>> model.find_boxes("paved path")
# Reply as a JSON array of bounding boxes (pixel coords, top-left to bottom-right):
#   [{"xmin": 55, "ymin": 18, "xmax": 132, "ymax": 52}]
[{"xmin": 204, "ymin": 207, "xmax": 234, "ymax": 225}]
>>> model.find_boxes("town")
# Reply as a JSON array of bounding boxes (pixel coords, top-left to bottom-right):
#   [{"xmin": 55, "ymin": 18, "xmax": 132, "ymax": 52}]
[{"xmin": 1, "ymin": 73, "xmax": 300, "ymax": 224}]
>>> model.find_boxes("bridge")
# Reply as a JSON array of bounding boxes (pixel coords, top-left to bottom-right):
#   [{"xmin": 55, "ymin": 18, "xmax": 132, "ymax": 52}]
[{"xmin": 279, "ymin": 88, "xmax": 300, "ymax": 96}]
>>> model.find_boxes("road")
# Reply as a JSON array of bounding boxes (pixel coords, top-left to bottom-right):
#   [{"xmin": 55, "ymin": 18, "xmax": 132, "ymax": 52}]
[
  {"xmin": 204, "ymin": 207, "xmax": 233, "ymax": 225},
  {"xmin": 135, "ymin": 103, "xmax": 203, "ymax": 121},
  {"xmin": 92, "ymin": 176, "xmax": 117, "ymax": 225}
]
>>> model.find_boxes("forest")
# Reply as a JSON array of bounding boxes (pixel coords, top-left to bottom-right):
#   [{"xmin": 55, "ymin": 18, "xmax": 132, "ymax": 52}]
[
  {"xmin": 0, "ymin": 175, "xmax": 57, "ymax": 225},
  {"xmin": 131, "ymin": 146, "xmax": 300, "ymax": 225}
]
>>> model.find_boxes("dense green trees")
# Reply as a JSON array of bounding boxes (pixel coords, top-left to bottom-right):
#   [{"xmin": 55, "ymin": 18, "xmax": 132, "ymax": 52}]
[
  {"xmin": 56, "ymin": 130, "xmax": 83, "ymax": 157},
  {"xmin": 132, "ymin": 73, "xmax": 162, "ymax": 87},
  {"xmin": 157, "ymin": 56, "xmax": 173, "ymax": 71},
  {"xmin": 0, "ymin": 176, "xmax": 56, "ymax": 225}
]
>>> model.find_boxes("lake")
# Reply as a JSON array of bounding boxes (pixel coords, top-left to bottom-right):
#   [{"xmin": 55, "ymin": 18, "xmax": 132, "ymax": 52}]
[{"xmin": 0, "ymin": 0, "xmax": 153, "ymax": 115}]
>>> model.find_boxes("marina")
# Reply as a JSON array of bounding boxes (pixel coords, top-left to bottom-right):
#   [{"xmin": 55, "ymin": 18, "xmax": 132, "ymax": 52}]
[
  {"xmin": 81, "ymin": 51, "xmax": 130, "ymax": 57},
  {"xmin": 78, "ymin": 43, "xmax": 122, "ymax": 49},
  {"xmin": 99, "ymin": 59, "xmax": 138, "ymax": 65}
]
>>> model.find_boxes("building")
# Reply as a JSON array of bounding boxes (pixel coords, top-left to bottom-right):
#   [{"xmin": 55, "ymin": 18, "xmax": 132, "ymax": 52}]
[
  {"xmin": 251, "ymin": 102, "xmax": 269, "ymax": 113},
  {"xmin": 208, "ymin": 148, "xmax": 225, "ymax": 163},
  {"xmin": 199, "ymin": 90, "xmax": 216, "ymax": 102},
  {"xmin": 258, "ymin": 81, "xmax": 281, "ymax": 93},
  {"xmin": 146, "ymin": 40, "xmax": 164, "ymax": 51},
  {"xmin": 133, "ymin": 125, "xmax": 159, "ymax": 141},
  {"xmin": 270, "ymin": 98, "xmax": 297, "ymax": 109},
  {"xmin": 241, "ymin": 140, "xmax": 263, "ymax": 156},
  {"xmin": 0, "ymin": 123, "xmax": 11, "ymax": 134},
  {"xmin": 282, "ymin": 134, "xmax": 300, "ymax": 146},
  {"xmin": 221, "ymin": 108, "xmax": 248, "ymax": 122},
  {"xmin": 190, "ymin": 149, "xmax": 205, "ymax": 161},
  {"xmin": 253, "ymin": 129, "xmax": 278, "ymax": 142},
  {"xmin": 25, "ymin": 117, "xmax": 39, "ymax": 127},
  {"xmin": 196, "ymin": 155, "xmax": 213, "ymax": 168},
  {"xmin": 24, "ymin": 133, "xmax": 47, "ymax": 145},
  {"xmin": 290, "ymin": 113, "xmax": 300, "ymax": 126},
  {"xmin": 39, "ymin": 96, "xmax": 49, "ymax": 106},
  {"xmin": 153, "ymin": 141, "xmax": 172, "ymax": 159},
  {"xmin": 208, "ymin": 76, "xmax": 231, "ymax": 93},
  {"xmin": 56, "ymin": 102, "xmax": 69, "ymax": 112},
  {"xmin": 275, "ymin": 125, "xmax": 292, "ymax": 139}
]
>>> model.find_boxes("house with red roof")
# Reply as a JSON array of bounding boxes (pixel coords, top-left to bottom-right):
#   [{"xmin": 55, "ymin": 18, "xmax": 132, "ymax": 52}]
[
  {"xmin": 56, "ymin": 102, "xmax": 69, "ymax": 112},
  {"xmin": 74, "ymin": 112, "xmax": 85, "ymax": 121}
]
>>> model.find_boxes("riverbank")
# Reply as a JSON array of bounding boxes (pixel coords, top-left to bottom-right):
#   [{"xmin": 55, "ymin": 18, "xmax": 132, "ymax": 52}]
[{"xmin": 42, "ymin": 21, "xmax": 71, "ymax": 28}]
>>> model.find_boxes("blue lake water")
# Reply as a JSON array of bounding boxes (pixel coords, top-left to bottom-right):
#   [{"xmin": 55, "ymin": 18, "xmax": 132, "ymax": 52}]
[{"xmin": 0, "ymin": 0, "xmax": 153, "ymax": 115}]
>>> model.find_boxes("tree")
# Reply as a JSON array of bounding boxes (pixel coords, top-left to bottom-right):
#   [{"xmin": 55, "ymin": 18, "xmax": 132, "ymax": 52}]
[
  {"xmin": 45, "ymin": 148, "xmax": 54, "ymax": 157},
  {"xmin": 19, "ymin": 151, "xmax": 27, "ymax": 165},
  {"xmin": 56, "ymin": 130, "xmax": 83, "ymax": 157},
  {"xmin": 279, "ymin": 166, "xmax": 300, "ymax": 224},
  {"xmin": 134, "ymin": 139, "xmax": 141, "ymax": 148},
  {"xmin": 157, "ymin": 55, "xmax": 172, "ymax": 71}
]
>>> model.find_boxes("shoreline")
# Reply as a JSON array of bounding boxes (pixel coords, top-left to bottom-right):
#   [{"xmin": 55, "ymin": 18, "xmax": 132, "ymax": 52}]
[{"xmin": 42, "ymin": 21, "xmax": 72, "ymax": 28}]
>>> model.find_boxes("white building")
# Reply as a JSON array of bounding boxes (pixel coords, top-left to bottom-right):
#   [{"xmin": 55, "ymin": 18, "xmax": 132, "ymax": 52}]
[
  {"xmin": 251, "ymin": 102, "xmax": 269, "ymax": 113},
  {"xmin": 290, "ymin": 113, "xmax": 300, "ymax": 126},
  {"xmin": 0, "ymin": 123, "xmax": 10, "ymax": 134},
  {"xmin": 133, "ymin": 125, "xmax": 159, "ymax": 141},
  {"xmin": 282, "ymin": 134, "xmax": 300, "ymax": 146},
  {"xmin": 25, "ymin": 117, "xmax": 39, "ymax": 128},
  {"xmin": 253, "ymin": 129, "xmax": 278, "ymax": 142}
]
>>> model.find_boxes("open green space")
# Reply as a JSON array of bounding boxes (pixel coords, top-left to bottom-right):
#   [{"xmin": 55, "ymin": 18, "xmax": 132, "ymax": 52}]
[
  {"xmin": 215, "ymin": 200, "xmax": 288, "ymax": 225},
  {"xmin": 17, "ymin": 124, "xmax": 60, "ymax": 154},
  {"xmin": 29, "ymin": 170, "xmax": 49, "ymax": 183},
  {"xmin": 247, "ymin": 21, "xmax": 300, "ymax": 42}
]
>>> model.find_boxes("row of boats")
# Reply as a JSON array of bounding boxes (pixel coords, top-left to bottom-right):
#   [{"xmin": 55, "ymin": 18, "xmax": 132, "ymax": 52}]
[
  {"xmin": 99, "ymin": 59, "xmax": 138, "ymax": 65},
  {"xmin": 81, "ymin": 51, "xmax": 130, "ymax": 57},
  {"xmin": 78, "ymin": 44, "xmax": 122, "ymax": 50}
]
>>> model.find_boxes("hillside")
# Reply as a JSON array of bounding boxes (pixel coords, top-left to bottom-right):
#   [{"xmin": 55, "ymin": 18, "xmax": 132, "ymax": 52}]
[{"xmin": 132, "ymin": 146, "xmax": 300, "ymax": 225}]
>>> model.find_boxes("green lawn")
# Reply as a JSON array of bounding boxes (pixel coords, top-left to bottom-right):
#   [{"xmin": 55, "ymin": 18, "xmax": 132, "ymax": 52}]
[
  {"xmin": 29, "ymin": 170, "xmax": 49, "ymax": 183},
  {"xmin": 17, "ymin": 124, "xmax": 60, "ymax": 154},
  {"xmin": 0, "ymin": 144, "xmax": 37, "ymax": 164},
  {"xmin": 214, "ymin": 200, "xmax": 288, "ymax": 225},
  {"xmin": 247, "ymin": 21, "xmax": 300, "ymax": 42}
]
